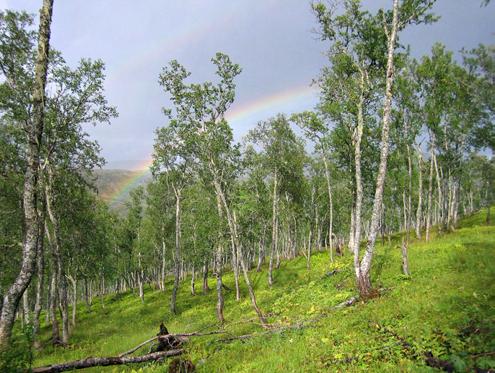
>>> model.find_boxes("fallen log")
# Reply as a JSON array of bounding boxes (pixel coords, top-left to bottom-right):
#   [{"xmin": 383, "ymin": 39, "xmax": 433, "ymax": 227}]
[
  {"xmin": 32, "ymin": 349, "xmax": 183, "ymax": 373},
  {"xmin": 119, "ymin": 330, "xmax": 226, "ymax": 357}
]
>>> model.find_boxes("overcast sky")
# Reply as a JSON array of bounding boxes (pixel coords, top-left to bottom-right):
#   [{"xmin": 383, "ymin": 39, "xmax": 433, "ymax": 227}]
[{"xmin": 2, "ymin": 0, "xmax": 494, "ymax": 169}]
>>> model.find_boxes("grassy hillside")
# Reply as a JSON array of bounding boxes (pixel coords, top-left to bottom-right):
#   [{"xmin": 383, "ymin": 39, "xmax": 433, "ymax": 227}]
[{"xmin": 34, "ymin": 210, "xmax": 494, "ymax": 372}]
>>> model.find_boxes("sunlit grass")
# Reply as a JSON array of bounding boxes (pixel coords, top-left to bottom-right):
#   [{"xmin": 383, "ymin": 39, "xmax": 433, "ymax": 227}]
[{"xmin": 33, "ymin": 208, "xmax": 495, "ymax": 372}]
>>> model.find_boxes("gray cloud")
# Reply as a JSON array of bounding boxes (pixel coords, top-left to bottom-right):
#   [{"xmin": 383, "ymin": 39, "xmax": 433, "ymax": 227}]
[{"xmin": 3, "ymin": 0, "xmax": 493, "ymax": 169}]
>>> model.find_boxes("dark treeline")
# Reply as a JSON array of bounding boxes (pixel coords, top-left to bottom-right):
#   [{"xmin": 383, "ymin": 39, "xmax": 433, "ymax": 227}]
[{"xmin": 0, "ymin": 0, "xmax": 493, "ymax": 356}]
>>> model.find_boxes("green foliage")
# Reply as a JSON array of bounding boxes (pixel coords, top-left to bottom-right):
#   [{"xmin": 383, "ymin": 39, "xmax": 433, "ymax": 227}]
[{"xmin": 0, "ymin": 325, "xmax": 34, "ymax": 372}]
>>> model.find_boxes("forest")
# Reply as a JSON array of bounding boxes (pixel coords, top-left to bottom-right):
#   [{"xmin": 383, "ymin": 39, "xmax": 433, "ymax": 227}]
[{"xmin": 0, "ymin": 0, "xmax": 494, "ymax": 372}]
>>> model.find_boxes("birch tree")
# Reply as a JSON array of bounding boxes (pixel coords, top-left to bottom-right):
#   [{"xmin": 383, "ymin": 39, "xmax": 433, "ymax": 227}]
[
  {"xmin": 246, "ymin": 114, "xmax": 305, "ymax": 286},
  {"xmin": 0, "ymin": 0, "xmax": 54, "ymax": 348},
  {"xmin": 152, "ymin": 124, "xmax": 194, "ymax": 314},
  {"xmin": 357, "ymin": 0, "xmax": 436, "ymax": 296},
  {"xmin": 159, "ymin": 53, "xmax": 268, "ymax": 326}
]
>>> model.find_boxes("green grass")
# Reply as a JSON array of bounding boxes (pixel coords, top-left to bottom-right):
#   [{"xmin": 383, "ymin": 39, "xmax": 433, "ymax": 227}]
[{"xmin": 33, "ymin": 209, "xmax": 495, "ymax": 372}]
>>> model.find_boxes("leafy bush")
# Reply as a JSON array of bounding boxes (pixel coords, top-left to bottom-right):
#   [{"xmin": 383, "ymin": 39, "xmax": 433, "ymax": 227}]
[{"xmin": 0, "ymin": 325, "xmax": 34, "ymax": 373}]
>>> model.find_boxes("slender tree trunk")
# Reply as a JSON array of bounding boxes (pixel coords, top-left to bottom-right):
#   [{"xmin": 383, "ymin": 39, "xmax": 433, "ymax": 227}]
[
  {"xmin": 138, "ymin": 265, "xmax": 144, "ymax": 304},
  {"xmin": 49, "ymin": 269, "xmax": 60, "ymax": 345},
  {"xmin": 160, "ymin": 239, "xmax": 166, "ymax": 292},
  {"xmin": 213, "ymin": 179, "xmax": 267, "ymax": 327},
  {"xmin": 306, "ymin": 226, "xmax": 312, "ymax": 271},
  {"xmin": 357, "ymin": 0, "xmax": 399, "ymax": 298},
  {"xmin": 33, "ymin": 212, "xmax": 45, "ymax": 349},
  {"xmin": 88, "ymin": 280, "xmax": 93, "ymax": 307},
  {"xmin": 322, "ymin": 156, "xmax": 334, "ymax": 262},
  {"xmin": 45, "ymin": 168, "xmax": 69, "ymax": 344},
  {"xmin": 72, "ymin": 278, "xmax": 77, "ymax": 326},
  {"xmin": 67, "ymin": 275, "xmax": 77, "ymax": 328},
  {"xmin": 315, "ymin": 209, "xmax": 321, "ymax": 252},
  {"xmin": 22, "ymin": 290, "xmax": 30, "ymax": 327},
  {"xmin": 190, "ymin": 266, "xmax": 195, "ymax": 296},
  {"xmin": 425, "ymin": 142, "xmax": 434, "ymax": 241},
  {"xmin": 0, "ymin": 0, "xmax": 54, "ymax": 348},
  {"xmin": 170, "ymin": 187, "xmax": 181, "ymax": 314},
  {"xmin": 446, "ymin": 170, "xmax": 453, "ymax": 230},
  {"xmin": 269, "ymin": 172, "xmax": 278, "ymax": 287},
  {"xmin": 202, "ymin": 263, "xmax": 209, "ymax": 294},
  {"xmin": 433, "ymin": 150, "xmax": 443, "ymax": 228},
  {"xmin": 99, "ymin": 276, "xmax": 105, "ymax": 309},
  {"xmin": 415, "ymin": 149, "xmax": 423, "ymax": 239},
  {"xmin": 407, "ymin": 144, "xmax": 413, "ymax": 236},
  {"xmin": 401, "ymin": 239, "xmax": 410, "ymax": 276},
  {"xmin": 469, "ymin": 191, "xmax": 474, "ymax": 214},
  {"xmin": 231, "ymin": 247, "xmax": 240, "ymax": 301},
  {"xmin": 353, "ymin": 72, "xmax": 365, "ymax": 284},
  {"xmin": 401, "ymin": 191, "xmax": 411, "ymax": 277},
  {"xmin": 256, "ymin": 226, "xmax": 266, "ymax": 272},
  {"xmin": 349, "ymin": 206, "xmax": 356, "ymax": 253},
  {"xmin": 214, "ymin": 194, "xmax": 224, "ymax": 324},
  {"xmin": 84, "ymin": 278, "xmax": 90, "ymax": 311}
]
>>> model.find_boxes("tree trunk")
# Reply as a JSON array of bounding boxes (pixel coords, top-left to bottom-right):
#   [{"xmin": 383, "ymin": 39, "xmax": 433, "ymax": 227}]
[
  {"xmin": 415, "ymin": 149, "xmax": 423, "ymax": 239},
  {"xmin": 353, "ymin": 71, "xmax": 365, "ymax": 285},
  {"xmin": 49, "ymin": 269, "xmax": 60, "ymax": 345},
  {"xmin": 45, "ymin": 168, "xmax": 69, "ymax": 344},
  {"xmin": 214, "ymin": 250, "xmax": 224, "ymax": 324},
  {"xmin": 256, "ymin": 226, "xmax": 265, "ymax": 272},
  {"xmin": 231, "ymin": 247, "xmax": 240, "ymax": 301},
  {"xmin": 348, "ymin": 206, "xmax": 355, "ymax": 253},
  {"xmin": 214, "ymin": 194, "xmax": 224, "ymax": 324},
  {"xmin": 213, "ymin": 179, "xmax": 267, "ymax": 327},
  {"xmin": 425, "ymin": 141, "xmax": 434, "ymax": 241},
  {"xmin": 33, "ymin": 212, "xmax": 45, "ymax": 349},
  {"xmin": 322, "ymin": 156, "xmax": 334, "ymax": 262},
  {"xmin": 202, "ymin": 263, "xmax": 209, "ymax": 294},
  {"xmin": 306, "ymin": 227, "xmax": 312, "ymax": 271},
  {"xmin": 190, "ymin": 266, "xmax": 195, "ymax": 296},
  {"xmin": 170, "ymin": 187, "xmax": 181, "ymax": 314},
  {"xmin": 406, "ymin": 143, "xmax": 413, "ymax": 238},
  {"xmin": 22, "ymin": 290, "xmax": 30, "ymax": 326},
  {"xmin": 269, "ymin": 172, "xmax": 278, "ymax": 287},
  {"xmin": 357, "ymin": 0, "xmax": 399, "ymax": 298},
  {"xmin": 32, "ymin": 349, "xmax": 183, "ymax": 373},
  {"xmin": 67, "ymin": 275, "xmax": 76, "ymax": 328},
  {"xmin": 401, "ymin": 239, "xmax": 410, "ymax": 276},
  {"xmin": 137, "ymin": 270, "xmax": 144, "ymax": 304},
  {"xmin": 160, "ymin": 239, "xmax": 166, "ymax": 292},
  {"xmin": 433, "ymin": 149, "xmax": 443, "ymax": 229},
  {"xmin": 84, "ymin": 278, "xmax": 91, "ymax": 312},
  {"xmin": 0, "ymin": 0, "xmax": 54, "ymax": 348}
]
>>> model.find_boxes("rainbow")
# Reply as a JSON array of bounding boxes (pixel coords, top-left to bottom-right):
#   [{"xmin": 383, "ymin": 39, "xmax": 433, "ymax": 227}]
[
  {"xmin": 107, "ymin": 9, "xmax": 237, "ymax": 84},
  {"xmin": 226, "ymin": 84, "xmax": 318, "ymax": 128},
  {"xmin": 105, "ymin": 84, "xmax": 318, "ymax": 205},
  {"xmin": 106, "ymin": 158, "xmax": 153, "ymax": 206}
]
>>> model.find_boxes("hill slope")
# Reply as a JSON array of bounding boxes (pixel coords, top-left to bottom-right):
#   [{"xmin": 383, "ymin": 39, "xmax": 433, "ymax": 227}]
[{"xmin": 34, "ymin": 210, "xmax": 495, "ymax": 372}]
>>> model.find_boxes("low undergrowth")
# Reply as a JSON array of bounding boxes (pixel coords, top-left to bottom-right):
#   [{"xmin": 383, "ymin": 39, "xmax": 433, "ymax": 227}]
[{"xmin": 31, "ymin": 209, "xmax": 494, "ymax": 372}]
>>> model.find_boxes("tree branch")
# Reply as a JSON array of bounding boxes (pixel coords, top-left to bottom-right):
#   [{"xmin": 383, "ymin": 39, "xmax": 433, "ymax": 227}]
[
  {"xmin": 119, "ymin": 330, "xmax": 226, "ymax": 357},
  {"xmin": 32, "ymin": 349, "xmax": 183, "ymax": 373}
]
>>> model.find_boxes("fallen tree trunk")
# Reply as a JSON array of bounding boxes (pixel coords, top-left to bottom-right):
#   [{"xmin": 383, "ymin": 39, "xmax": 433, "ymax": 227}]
[
  {"xmin": 119, "ymin": 330, "xmax": 226, "ymax": 357},
  {"xmin": 32, "ymin": 349, "xmax": 183, "ymax": 373}
]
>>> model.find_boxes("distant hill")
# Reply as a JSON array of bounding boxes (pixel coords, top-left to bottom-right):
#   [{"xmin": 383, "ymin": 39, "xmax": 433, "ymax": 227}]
[{"xmin": 93, "ymin": 169, "xmax": 152, "ymax": 214}]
